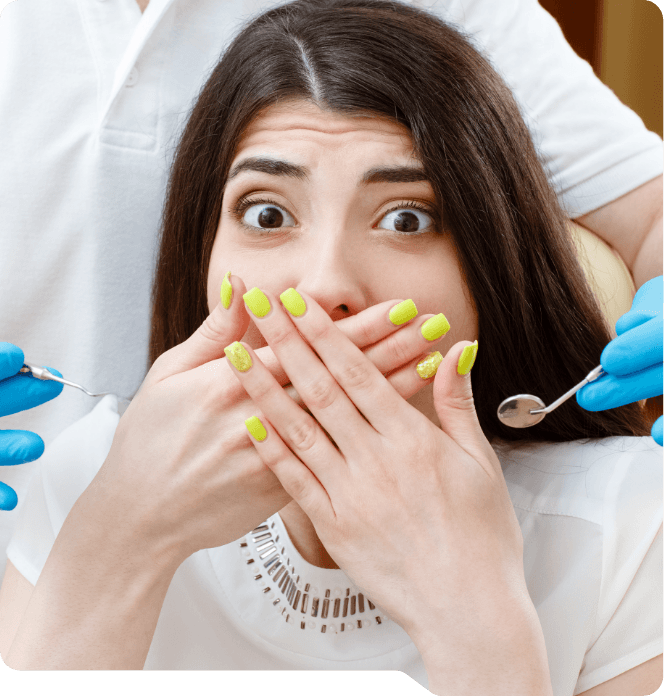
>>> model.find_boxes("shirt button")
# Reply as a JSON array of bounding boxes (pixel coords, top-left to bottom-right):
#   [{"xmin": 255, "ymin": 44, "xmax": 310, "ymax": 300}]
[{"xmin": 125, "ymin": 67, "xmax": 139, "ymax": 88}]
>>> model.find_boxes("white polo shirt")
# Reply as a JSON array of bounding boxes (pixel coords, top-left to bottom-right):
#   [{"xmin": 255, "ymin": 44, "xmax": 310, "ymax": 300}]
[
  {"xmin": 0, "ymin": 0, "xmax": 661, "ymax": 580},
  {"xmin": 6, "ymin": 396, "xmax": 662, "ymax": 693}
]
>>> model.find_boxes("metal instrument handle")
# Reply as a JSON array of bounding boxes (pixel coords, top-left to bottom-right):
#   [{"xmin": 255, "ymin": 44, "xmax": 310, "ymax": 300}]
[{"xmin": 530, "ymin": 364, "xmax": 605, "ymax": 415}]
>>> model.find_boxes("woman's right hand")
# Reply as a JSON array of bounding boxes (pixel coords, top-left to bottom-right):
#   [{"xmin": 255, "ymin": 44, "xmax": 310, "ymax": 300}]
[{"xmin": 84, "ymin": 274, "xmax": 450, "ymax": 567}]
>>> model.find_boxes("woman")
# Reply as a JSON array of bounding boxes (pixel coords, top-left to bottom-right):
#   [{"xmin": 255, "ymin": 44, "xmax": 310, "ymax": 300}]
[{"xmin": 1, "ymin": 1, "xmax": 661, "ymax": 694}]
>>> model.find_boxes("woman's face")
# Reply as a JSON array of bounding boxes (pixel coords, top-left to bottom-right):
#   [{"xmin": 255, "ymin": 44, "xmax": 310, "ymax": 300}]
[{"xmin": 208, "ymin": 100, "xmax": 478, "ymax": 423}]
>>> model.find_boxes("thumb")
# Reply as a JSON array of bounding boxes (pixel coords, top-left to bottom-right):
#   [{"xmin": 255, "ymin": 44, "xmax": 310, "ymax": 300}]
[
  {"xmin": 147, "ymin": 272, "xmax": 251, "ymax": 384},
  {"xmin": 432, "ymin": 340, "xmax": 485, "ymax": 457},
  {"xmin": 616, "ymin": 275, "xmax": 663, "ymax": 335}
]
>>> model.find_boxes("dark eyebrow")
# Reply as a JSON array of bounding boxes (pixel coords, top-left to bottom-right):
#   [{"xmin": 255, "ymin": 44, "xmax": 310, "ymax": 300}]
[
  {"xmin": 227, "ymin": 157, "xmax": 309, "ymax": 181},
  {"xmin": 227, "ymin": 158, "xmax": 428, "ymax": 186},
  {"xmin": 360, "ymin": 166, "xmax": 429, "ymax": 185}
]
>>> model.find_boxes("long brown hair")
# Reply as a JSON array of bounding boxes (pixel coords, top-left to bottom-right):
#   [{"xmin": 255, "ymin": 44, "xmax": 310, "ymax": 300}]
[{"xmin": 149, "ymin": 0, "xmax": 651, "ymax": 444}]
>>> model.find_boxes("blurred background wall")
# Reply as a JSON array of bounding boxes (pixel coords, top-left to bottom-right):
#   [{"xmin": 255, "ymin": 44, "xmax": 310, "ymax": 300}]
[{"xmin": 540, "ymin": 0, "xmax": 662, "ymax": 137}]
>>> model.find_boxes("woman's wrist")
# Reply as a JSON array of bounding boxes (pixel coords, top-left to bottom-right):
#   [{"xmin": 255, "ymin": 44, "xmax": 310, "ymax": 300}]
[
  {"xmin": 406, "ymin": 589, "xmax": 553, "ymax": 696},
  {"xmin": 6, "ymin": 483, "xmax": 181, "ymax": 669}
]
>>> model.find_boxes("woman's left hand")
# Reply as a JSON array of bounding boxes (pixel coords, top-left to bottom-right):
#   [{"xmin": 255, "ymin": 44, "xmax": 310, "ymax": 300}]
[{"xmin": 226, "ymin": 287, "xmax": 553, "ymax": 696}]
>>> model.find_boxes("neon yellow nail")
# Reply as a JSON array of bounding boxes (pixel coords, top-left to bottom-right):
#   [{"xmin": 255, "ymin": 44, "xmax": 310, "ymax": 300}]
[
  {"xmin": 389, "ymin": 299, "xmax": 418, "ymax": 326},
  {"xmin": 245, "ymin": 416, "xmax": 267, "ymax": 442},
  {"xmin": 280, "ymin": 288, "xmax": 307, "ymax": 317},
  {"xmin": 421, "ymin": 313, "xmax": 450, "ymax": 341},
  {"xmin": 224, "ymin": 341, "xmax": 252, "ymax": 372},
  {"xmin": 457, "ymin": 340, "xmax": 478, "ymax": 375},
  {"xmin": 243, "ymin": 287, "xmax": 271, "ymax": 318},
  {"xmin": 220, "ymin": 271, "xmax": 233, "ymax": 309},
  {"xmin": 416, "ymin": 351, "xmax": 443, "ymax": 379}
]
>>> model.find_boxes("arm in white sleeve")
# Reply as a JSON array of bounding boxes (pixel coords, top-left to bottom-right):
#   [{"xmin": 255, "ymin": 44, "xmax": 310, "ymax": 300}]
[{"xmin": 432, "ymin": 0, "xmax": 663, "ymax": 217}]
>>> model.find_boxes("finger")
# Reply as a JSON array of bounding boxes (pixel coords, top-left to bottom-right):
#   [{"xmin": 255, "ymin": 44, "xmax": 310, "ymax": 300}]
[
  {"xmin": 652, "ymin": 416, "xmax": 663, "ymax": 447},
  {"xmin": 577, "ymin": 363, "xmax": 664, "ymax": 411},
  {"xmin": 268, "ymin": 287, "xmax": 412, "ymax": 437},
  {"xmin": 146, "ymin": 272, "xmax": 251, "ymax": 384},
  {"xmin": 284, "ymin": 347, "xmax": 441, "ymax": 422},
  {"xmin": 615, "ymin": 277, "xmax": 662, "ymax": 335},
  {"xmin": 244, "ymin": 413, "xmax": 333, "ymax": 522},
  {"xmin": 385, "ymin": 350, "xmax": 444, "ymax": 398},
  {"xmin": 0, "ymin": 367, "xmax": 64, "ymax": 418},
  {"xmin": 0, "ymin": 430, "xmax": 45, "ymax": 466},
  {"xmin": 362, "ymin": 311, "xmax": 450, "ymax": 374},
  {"xmin": 0, "ymin": 481, "xmax": 18, "ymax": 511},
  {"xmin": 332, "ymin": 298, "xmax": 421, "ymax": 348},
  {"xmin": 243, "ymin": 286, "xmax": 392, "ymax": 444},
  {"xmin": 267, "ymin": 312, "xmax": 448, "ymax": 412},
  {"xmin": 0, "ymin": 343, "xmax": 24, "ymax": 381},
  {"xmin": 431, "ymin": 340, "xmax": 491, "ymax": 465},
  {"xmin": 224, "ymin": 340, "xmax": 347, "ymax": 489},
  {"xmin": 252, "ymin": 299, "xmax": 432, "ymax": 388},
  {"xmin": 602, "ymin": 315, "xmax": 663, "ymax": 375}
]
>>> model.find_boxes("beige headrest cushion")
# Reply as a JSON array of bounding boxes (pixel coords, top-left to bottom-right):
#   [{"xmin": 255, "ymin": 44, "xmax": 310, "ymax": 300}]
[{"xmin": 568, "ymin": 222, "xmax": 636, "ymax": 338}]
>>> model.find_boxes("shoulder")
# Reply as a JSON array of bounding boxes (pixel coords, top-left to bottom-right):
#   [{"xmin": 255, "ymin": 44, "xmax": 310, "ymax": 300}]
[
  {"xmin": 39, "ymin": 395, "xmax": 123, "ymax": 537},
  {"xmin": 493, "ymin": 436, "xmax": 662, "ymax": 525}
]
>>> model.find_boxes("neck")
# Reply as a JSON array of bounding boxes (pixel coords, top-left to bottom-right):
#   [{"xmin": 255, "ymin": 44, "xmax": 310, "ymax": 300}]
[{"xmin": 279, "ymin": 501, "xmax": 339, "ymax": 569}]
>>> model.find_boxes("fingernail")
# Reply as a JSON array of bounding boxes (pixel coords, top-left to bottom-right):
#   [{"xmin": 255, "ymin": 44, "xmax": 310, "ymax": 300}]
[
  {"xmin": 224, "ymin": 341, "xmax": 252, "ymax": 372},
  {"xmin": 416, "ymin": 351, "xmax": 443, "ymax": 379},
  {"xmin": 244, "ymin": 287, "xmax": 271, "ymax": 318},
  {"xmin": 280, "ymin": 288, "xmax": 307, "ymax": 317},
  {"xmin": 389, "ymin": 299, "xmax": 418, "ymax": 326},
  {"xmin": 421, "ymin": 313, "xmax": 450, "ymax": 341},
  {"xmin": 220, "ymin": 271, "xmax": 233, "ymax": 309},
  {"xmin": 457, "ymin": 340, "xmax": 478, "ymax": 376},
  {"xmin": 245, "ymin": 416, "xmax": 267, "ymax": 442}
]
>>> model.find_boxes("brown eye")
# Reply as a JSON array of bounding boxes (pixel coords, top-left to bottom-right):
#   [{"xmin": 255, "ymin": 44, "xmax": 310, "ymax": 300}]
[
  {"xmin": 377, "ymin": 208, "xmax": 433, "ymax": 234},
  {"xmin": 243, "ymin": 203, "xmax": 295, "ymax": 229}
]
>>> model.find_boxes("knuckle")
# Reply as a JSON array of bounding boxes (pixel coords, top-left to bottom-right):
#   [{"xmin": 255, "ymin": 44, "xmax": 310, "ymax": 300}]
[
  {"xmin": 353, "ymin": 315, "xmax": 375, "ymax": 347},
  {"xmin": 283, "ymin": 418, "xmax": 320, "ymax": 453},
  {"xmin": 249, "ymin": 375, "xmax": 279, "ymax": 403},
  {"xmin": 265, "ymin": 322, "xmax": 294, "ymax": 350},
  {"xmin": 302, "ymin": 376, "xmax": 338, "ymax": 411},
  {"xmin": 388, "ymin": 335, "xmax": 411, "ymax": 366},
  {"xmin": 198, "ymin": 309, "xmax": 229, "ymax": 343},
  {"xmin": 339, "ymin": 359, "xmax": 373, "ymax": 391},
  {"xmin": 285, "ymin": 473, "xmax": 309, "ymax": 501},
  {"xmin": 447, "ymin": 389, "xmax": 476, "ymax": 412},
  {"xmin": 308, "ymin": 319, "xmax": 333, "ymax": 345}
]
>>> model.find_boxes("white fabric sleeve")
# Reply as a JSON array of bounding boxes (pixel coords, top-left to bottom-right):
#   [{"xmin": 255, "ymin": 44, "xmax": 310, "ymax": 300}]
[
  {"xmin": 574, "ymin": 443, "xmax": 663, "ymax": 694},
  {"xmin": 435, "ymin": 0, "xmax": 663, "ymax": 216},
  {"xmin": 5, "ymin": 468, "xmax": 55, "ymax": 587},
  {"xmin": 5, "ymin": 396, "xmax": 121, "ymax": 587}
]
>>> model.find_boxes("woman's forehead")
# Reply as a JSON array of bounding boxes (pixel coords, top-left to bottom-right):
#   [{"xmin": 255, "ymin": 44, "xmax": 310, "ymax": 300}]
[{"xmin": 234, "ymin": 100, "xmax": 418, "ymax": 166}]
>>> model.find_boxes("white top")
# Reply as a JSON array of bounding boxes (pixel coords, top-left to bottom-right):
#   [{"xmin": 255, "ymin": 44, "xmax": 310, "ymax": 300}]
[
  {"xmin": 0, "ymin": 0, "xmax": 661, "ymax": 575},
  {"xmin": 7, "ymin": 396, "xmax": 662, "ymax": 694}
]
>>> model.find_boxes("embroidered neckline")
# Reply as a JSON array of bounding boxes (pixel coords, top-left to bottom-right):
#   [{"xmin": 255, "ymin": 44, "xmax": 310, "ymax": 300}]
[{"xmin": 238, "ymin": 520, "xmax": 388, "ymax": 633}]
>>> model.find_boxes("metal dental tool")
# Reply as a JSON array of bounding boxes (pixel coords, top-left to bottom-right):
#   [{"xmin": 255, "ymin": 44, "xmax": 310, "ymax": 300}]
[
  {"xmin": 497, "ymin": 364, "xmax": 606, "ymax": 428},
  {"xmin": 19, "ymin": 362, "xmax": 132, "ymax": 405}
]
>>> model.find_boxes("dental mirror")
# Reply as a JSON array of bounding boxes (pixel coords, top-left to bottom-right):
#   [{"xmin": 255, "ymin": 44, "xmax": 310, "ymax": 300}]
[{"xmin": 497, "ymin": 364, "xmax": 606, "ymax": 428}]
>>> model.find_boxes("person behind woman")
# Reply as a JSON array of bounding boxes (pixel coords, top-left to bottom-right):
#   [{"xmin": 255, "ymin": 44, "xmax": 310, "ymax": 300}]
[{"xmin": 1, "ymin": 1, "xmax": 661, "ymax": 694}]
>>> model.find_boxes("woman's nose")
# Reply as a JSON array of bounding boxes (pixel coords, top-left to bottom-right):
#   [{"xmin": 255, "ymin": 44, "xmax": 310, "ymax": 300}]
[{"xmin": 293, "ymin": 239, "xmax": 368, "ymax": 321}]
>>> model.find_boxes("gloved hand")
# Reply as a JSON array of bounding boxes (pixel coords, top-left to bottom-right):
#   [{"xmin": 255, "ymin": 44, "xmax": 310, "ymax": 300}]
[
  {"xmin": 577, "ymin": 275, "xmax": 663, "ymax": 446},
  {"xmin": 0, "ymin": 342, "xmax": 63, "ymax": 510}
]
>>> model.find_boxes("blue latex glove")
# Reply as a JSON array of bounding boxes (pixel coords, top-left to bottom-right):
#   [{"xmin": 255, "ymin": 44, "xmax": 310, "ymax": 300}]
[
  {"xmin": 0, "ymin": 342, "xmax": 63, "ymax": 510},
  {"xmin": 577, "ymin": 275, "xmax": 663, "ymax": 446}
]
